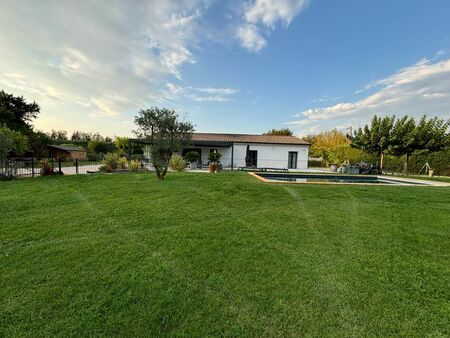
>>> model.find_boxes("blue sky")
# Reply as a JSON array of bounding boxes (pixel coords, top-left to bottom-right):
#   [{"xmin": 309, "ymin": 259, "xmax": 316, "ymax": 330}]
[{"xmin": 1, "ymin": 0, "xmax": 449, "ymax": 137}]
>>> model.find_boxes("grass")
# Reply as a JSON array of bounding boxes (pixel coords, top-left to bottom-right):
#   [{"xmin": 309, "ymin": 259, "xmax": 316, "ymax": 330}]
[
  {"xmin": 1, "ymin": 172, "xmax": 449, "ymax": 337},
  {"xmin": 400, "ymin": 174, "xmax": 450, "ymax": 183}
]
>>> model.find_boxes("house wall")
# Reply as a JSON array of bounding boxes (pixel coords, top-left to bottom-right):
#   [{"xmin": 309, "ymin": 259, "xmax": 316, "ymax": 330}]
[
  {"xmin": 144, "ymin": 143, "xmax": 309, "ymax": 170},
  {"xmin": 70, "ymin": 150, "xmax": 87, "ymax": 161},
  {"xmin": 232, "ymin": 143, "xmax": 309, "ymax": 169}
]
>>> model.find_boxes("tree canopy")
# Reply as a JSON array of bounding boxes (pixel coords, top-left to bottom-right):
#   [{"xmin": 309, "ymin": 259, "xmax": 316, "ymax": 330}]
[
  {"xmin": 134, "ymin": 107, "xmax": 194, "ymax": 180},
  {"xmin": 0, "ymin": 90, "xmax": 40, "ymax": 132},
  {"xmin": 0, "ymin": 124, "xmax": 28, "ymax": 161},
  {"xmin": 352, "ymin": 115, "xmax": 449, "ymax": 173},
  {"xmin": 264, "ymin": 128, "xmax": 293, "ymax": 136}
]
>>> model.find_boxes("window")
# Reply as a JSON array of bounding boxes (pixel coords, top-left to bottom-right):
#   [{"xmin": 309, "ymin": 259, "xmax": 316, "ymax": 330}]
[
  {"xmin": 209, "ymin": 148, "xmax": 217, "ymax": 154},
  {"xmin": 288, "ymin": 151, "xmax": 298, "ymax": 169}
]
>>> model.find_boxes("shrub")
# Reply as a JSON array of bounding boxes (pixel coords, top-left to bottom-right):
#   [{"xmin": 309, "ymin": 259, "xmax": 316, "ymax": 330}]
[
  {"xmin": 39, "ymin": 159, "xmax": 55, "ymax": 176},
  {"xmin": 101, "ymin": 152, "xmax": 120, "ymax": 172},
  {"xmin": 169, "ymin": 155, "xmax": 185, "ymax": 172},
  {"xmin": 185, "ymin": 151, "xmax": 200, "ymax": 164},
  {"xmin": 208, "ymin": 151, "xmax": 222, "ymax": 163},
  {"xmin": 129, "ymin": 159, "xmax": 140, "ymax": 172},
  {"xmin": 0, "ymin": 160, "xmax": 16, "ymax": 180},
  {"xmin": 118, "ymin": 156, "xmax": 128, "ymax": 170}
]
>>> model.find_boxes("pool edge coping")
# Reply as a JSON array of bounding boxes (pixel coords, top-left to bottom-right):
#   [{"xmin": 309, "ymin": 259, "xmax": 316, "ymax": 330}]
[{"xmin": 248, "ymin": 172, "xmax": 450, "ymax": 186}]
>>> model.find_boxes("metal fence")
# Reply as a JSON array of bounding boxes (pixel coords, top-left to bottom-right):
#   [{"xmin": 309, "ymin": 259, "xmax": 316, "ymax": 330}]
[{"xmin": 1, "ymin": 158, "xmax": 103, "ymax": 179}]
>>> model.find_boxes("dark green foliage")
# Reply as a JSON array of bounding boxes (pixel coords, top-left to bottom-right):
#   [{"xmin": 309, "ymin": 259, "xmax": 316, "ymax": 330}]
[
  {"xmin": 352, "ymin": 115, "xmax": 395, "ymax": 171},
  {"xmin": 87, "ymin": 139, "xmax": 115, "ymax": 160},
  {"xmin": 134, "ymin": 107, "xmax": 194, "ymax": 180},
  {"xmin": 0, "ymin": 124, "xmax": 28, "ymax": 160},
  {"xmin": 184, "ymin": 150, "xmax": 200, "ymax": 163},
  {"xmin": 263, "ymin": 128, "xmax": 293, "ymax": 136},
  {"xmin": 353, "ymin": 115, "xmax": 449, "ymax": 174},
  {"xmin": 0, "ymin": 90, "xmax": 40, "ymax": 132},
  {"xmin": 207, "ymin": 151, "xmax": 222, "ymax": 162},
  {"xmin": 48, "ymin": 129, "xmax": 68, "ymax": 141},
  {"xmin": 0, "ymin": 173, "xmax": 449, "ymax": 336}
]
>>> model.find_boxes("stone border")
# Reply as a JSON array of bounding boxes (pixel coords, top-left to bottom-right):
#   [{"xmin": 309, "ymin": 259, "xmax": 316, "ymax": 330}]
[{"xmin": 248, "ymin": 172, "xmax": 450, "ymax": 186}]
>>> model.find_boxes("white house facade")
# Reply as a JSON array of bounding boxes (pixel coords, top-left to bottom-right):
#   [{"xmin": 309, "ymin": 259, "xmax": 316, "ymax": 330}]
[{"xmin": 139, "ymin": 133, "xmax": 309, "ymax": 170}]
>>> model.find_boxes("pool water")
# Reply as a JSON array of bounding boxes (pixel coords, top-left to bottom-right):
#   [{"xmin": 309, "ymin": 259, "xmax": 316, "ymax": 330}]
[{"xmin": 256, "ymin": 173, "xmax": 422, "ymax": 185}]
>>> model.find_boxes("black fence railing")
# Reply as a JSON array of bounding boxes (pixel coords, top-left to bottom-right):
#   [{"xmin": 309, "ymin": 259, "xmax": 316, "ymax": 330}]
[{"xmin": 1, "ymin": 158, "xmax": 103, "ymax": 179}]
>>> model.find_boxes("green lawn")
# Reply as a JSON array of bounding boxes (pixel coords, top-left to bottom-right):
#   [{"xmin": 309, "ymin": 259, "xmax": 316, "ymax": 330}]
[{"xmin": 1, "ymin": 172, "xmax": 449, "ymax": 337}]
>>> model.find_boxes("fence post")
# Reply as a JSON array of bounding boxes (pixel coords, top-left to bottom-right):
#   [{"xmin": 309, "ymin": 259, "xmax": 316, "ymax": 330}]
[
  {"xmin": 31, "ymin": 158, "xmax": 35, "ymax": 178},
  {"xmin": 75, "ymin": 159, "xmax": 79, "ymax": 174},
  {"xmin": 58, "ymin": 159, "xmax": 62, "ymax": 174}
]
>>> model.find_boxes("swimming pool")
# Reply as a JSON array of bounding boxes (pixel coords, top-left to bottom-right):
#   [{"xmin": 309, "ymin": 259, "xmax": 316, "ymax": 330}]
[{"xmin": 251, "ymin": 173, "xmax": 436, "ymax": 185}]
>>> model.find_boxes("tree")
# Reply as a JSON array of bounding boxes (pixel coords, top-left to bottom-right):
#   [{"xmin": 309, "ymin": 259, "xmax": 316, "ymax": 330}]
[
  {"xmin": 134, "ymin": 107, "xmax": 194, "ymax": 180},
  {"xmin": 0, "ymin": 90, "xmax": 40, "ymax": 132},
  {"xmin": 386, "ymin": 115, "xmax": 449, "ymax": 174},
  {"xmin": 264, "ymin": 128, "xmax": 293, "ymax": 136},
  {"xmin": 305, "ymin": 129, "xmax": 365, "ymax": 165},
  {"xmin": 0, "ymin": 124, "xmax": 28, "ymax": 162},
  {"xmin": 87, "ymin": 139, "xmax": 110, "ymax": 159},
  {"xmin": 49, "ymin": 129, "xmax": 68, "ymax": 141},
  {"xmin": 115, "ymin": 136, "xmax": 129, "ymax": 153},
  {"xmin": 352, "ymin": 115, "xmax": 395, "ymax": 172},
  {"xmin": 414, "ymin": 116, "xmax": 450, "ymax": 152},
  {"xmin": 389, "ymin": 116, "xmax": 416, "ymax": 174}
]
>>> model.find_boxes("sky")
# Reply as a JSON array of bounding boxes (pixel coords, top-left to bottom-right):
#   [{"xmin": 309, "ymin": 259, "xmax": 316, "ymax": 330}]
[{"xmin": 1, "ymin": 0, "xmax": 450, "ymax": 137}]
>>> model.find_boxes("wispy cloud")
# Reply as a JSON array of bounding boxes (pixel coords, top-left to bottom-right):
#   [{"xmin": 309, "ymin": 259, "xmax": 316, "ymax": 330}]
[
  {"xmin": 236, "ymin": 0, "xmax": 309, "ymax": 52},
  {"xmin": 165, "ymin": 83, "xmax": 238, "ymax": 102},
  {"xmin": 290, "ymin": 57, "xmax": 450, "ymax": 134}
]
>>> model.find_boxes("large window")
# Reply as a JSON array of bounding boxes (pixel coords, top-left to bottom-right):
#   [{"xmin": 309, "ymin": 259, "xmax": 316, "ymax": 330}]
[{"xmin": 288, "ymin": 151, "xmax": 298, "ymax": 169}]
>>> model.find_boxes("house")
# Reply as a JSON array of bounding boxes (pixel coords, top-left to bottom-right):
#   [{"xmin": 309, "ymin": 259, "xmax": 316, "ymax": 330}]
[
  {"xmin": 47, "ymin": 144, "xmax": 87, "ymax": 161},
  {"xmin": 137, "ymin": 133, "xmax": 309, "ymax": 170}
]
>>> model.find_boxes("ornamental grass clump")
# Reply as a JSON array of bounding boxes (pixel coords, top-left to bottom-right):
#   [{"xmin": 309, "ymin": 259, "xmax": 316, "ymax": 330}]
[
  {"xmin": 129, "ymin": 159, "xmax": 140, "ymax": 172},
  {"xmin": 100, "ymin": 152, "xmax": 120, "ymax": 172},
  {"xmin": 169, "ymin": 155, "xmax": 186, "ymax": 172},
  {"xmin": 118, "ymin": 156, "xmax": 128, "ymax": 170}
]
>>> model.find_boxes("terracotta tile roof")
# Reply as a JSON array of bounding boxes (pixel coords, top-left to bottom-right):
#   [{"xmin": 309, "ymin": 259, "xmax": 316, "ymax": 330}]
[{"xmin": 191, "ymin": 133, "xmax": 309, "ymax": 145}]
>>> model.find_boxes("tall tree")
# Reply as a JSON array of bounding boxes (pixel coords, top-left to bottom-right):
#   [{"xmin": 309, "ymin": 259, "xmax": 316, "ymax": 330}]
[
  {"xmin": 134, "ymin": 107, "xmax": 194, "ymax": 180},
  {"xmin": 0, "ymin": 90, "xmax": 40, "ymax": 132},
  {"xmin": 390, "ymin": 115, "xmax": 449, "ymax": 174},
  {"xmin": 352, "ymin": 115, "xmax": 395, "ymax": 172},
  {"xmin": 389, "ymin": 116, "xmax": 416, "ymax": 174},
  {"xmin": 264, "ymin": 128, "xmax": 293, "ymax": 136}
]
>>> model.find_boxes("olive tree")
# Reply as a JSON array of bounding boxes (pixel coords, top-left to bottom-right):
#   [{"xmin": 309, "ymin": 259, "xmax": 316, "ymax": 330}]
[{"xmin": 134, "ymin": 107, "xmax": 194, "ymax": 180}]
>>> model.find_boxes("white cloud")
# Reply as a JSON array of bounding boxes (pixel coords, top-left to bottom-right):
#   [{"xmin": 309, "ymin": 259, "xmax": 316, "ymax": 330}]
[
  {"xmin": 0, "ymin": 0, "xmax": 210, "ymax": 134},
  {"xmin": 236, "ymin": 24, "xmax": 267, "ymax": 52},
  {"xmin": 236, "ymin": 0, "xmax": 309, "ymax": 51},
  {"xmin": 165, "ymin": 83, "xmax": 238, "ymax": 102},
  {"xmin": 290, "ymin": 58, "xmax": 450, "ymax": 134}
]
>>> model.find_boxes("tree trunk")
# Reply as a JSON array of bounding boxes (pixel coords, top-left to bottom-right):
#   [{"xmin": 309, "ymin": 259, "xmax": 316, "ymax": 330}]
[
  {"xmin": 380, "ymin": 152, "xmax": 384, "ymax": 174},
  {"xmin": 405, "ymin": 152, "xmax": 409, "ymax": 175}
]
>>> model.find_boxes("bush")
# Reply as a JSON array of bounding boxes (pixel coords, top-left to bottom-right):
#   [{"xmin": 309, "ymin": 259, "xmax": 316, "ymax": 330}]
[
  {"xmin": 129, "ymin": 159, "xmax": 140, "ymax": 172},
  {"xmin": 118, "ymin": 157, "xmax": 128, "ymax": 170},
  {"xmin": 39, "ymin": 159, "xmax": 55, "ymax": 176},
  {"xmin": 185, "ymin": 151, "xmax": 200, "ymax": 164},
  {"xmin": 169, "ymin": 155, "xmax": 185, "ymax": 172},
  {"xmin": 0, "ymin": 160, "xmax": 16, "ymax": 180},
  {"xmin": 208, "ymin": 151, "xmax": 222, "ymax": 163},
  {"xmin": 101, "ymin": 152, "xmax": 120, "ymax": 172}
]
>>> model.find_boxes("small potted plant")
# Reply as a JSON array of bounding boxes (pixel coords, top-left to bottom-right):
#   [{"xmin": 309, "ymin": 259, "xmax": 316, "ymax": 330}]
[
  {"xmin": 185, "ymin": 151, "xmax": 200, "ymax": 170},
  {"xmin": 208, "ymin": 151, "xmax": 222, "ymax": 173}
]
